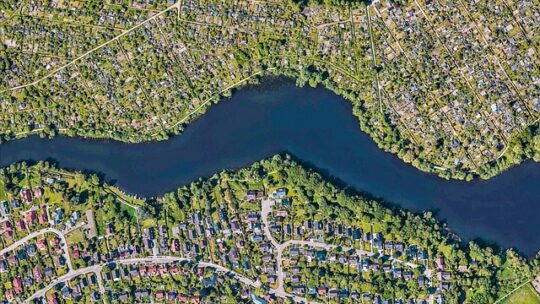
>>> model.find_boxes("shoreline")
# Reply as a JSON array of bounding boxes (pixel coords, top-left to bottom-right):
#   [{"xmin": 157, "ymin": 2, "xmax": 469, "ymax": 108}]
[{"xmin": 1, "ymin": 76, "xmax": 537, "ymax": 183}]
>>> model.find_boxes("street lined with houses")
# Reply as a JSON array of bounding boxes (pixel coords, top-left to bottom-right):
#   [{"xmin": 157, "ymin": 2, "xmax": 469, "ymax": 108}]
[{"xmin": 0, "ymin": 158, "xmax": 537, "ymax": 303}]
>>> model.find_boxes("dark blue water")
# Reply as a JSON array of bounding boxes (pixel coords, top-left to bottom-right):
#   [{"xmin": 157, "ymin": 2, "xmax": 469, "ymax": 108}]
[{"xmin": 1, "ymin": 79, "xmax": 539, "ymax": 256}]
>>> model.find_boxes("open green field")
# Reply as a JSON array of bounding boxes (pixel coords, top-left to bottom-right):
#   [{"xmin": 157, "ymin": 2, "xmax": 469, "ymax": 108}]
[{"xmin": 502, "ymin": 283, "xmax": 540, "ymax": 304}]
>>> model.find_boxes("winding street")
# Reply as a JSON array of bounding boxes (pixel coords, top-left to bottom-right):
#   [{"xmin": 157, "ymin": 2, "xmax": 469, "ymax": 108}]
[
  {"xmin": 0, "ymin": 226, "xmax": 74, "ymax": 271},
  {"xmin": 24, "ymin": 265, "xmax": 104, "ymax": 303},
  {"xmin": 24, "ymin": 256, "xmax": 262, "ymax": 303},
  {"xmin": 261, "ymin": 199, "xmax": 313, "ymax": 303},
  {"xmin": 16, "ymin": 199, "xmax": 418, "ymax": 304},
  {"xmin": 117, "ymin": 256, "xmax": 261, "ymax": 288},
  {"xmin": 261, "ymin": 198, "xmax": 418, "ymax": 303}
]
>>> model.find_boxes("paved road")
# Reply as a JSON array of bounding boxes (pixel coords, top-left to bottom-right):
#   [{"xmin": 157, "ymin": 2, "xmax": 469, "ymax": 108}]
[
  {"xmin": 2, "ymin": 2, "xmax": 180, "ymax": 93},
  {"xmin": 261, "ymin": 199, "xmax": 284, "ymax": 290},
  {"xmin": 25, "ymin": 256, "xmax": 264, "ymax": 303},
  {"xmin": 0, "ymin": 227, "xmax": 73, "ymax": 270},
  {"xmin": 261, "ymin": 199, "xmax": 318, "ymax": 303},
  {"xmin": 261, "ymin": 198, "xmax": 418, "ymax": 303},
  {"xmin": 118, "ymin": 256, "xmax": 262, "ymax": 289},
  {"xmin": 21, "ymin": 198, "xmax": 415, "ymax": 304},
  {"xmin": 25, "ymin": 265, "xmax": 103, "ymax": 303}
]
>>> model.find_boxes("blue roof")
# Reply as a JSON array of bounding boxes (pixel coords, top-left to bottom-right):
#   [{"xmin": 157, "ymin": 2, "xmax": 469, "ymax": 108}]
[{"xmin": 251, "ymin": 294, "xmax": 267, "ymax": 304}]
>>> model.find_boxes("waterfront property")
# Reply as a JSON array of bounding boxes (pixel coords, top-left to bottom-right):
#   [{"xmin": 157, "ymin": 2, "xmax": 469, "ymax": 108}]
[
  {"xmin": 0, "ymin": 157, "xmax": 537, "ymax": 303},
  {"xmin": 2, "ymin": 81, "xmax": 540, "ymax": 256}
]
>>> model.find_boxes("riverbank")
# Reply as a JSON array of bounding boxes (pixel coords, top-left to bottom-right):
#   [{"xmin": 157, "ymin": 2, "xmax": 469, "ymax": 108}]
[
  {"xmin": 2, "ymin": 81, "xmax": 540, "ymax": 255},
  {"xmin": 3, "ymin": 76, "xmax": 539, "ymax": 182},
  {"xmin": 0, "ymin": 157, "xmax": 538, "ymax": 303}
]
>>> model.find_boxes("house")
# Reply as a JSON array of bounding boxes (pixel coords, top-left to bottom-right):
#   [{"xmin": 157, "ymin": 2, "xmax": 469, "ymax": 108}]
[
  {"xmin": 292, "ymin": 286, "xmax": 305, "ymax": 294},
  {"xmin": 50, "ymin": 237, "xmax": 60, "ymax": 247},
  {"xmin": 25, "ymin": 210, "xmax": 37, "ymax": 228},
  {"xmin": 316, "ymin": 250, "xmax": 327, "ymax": 261},
  {"xmin": 106, "ymin": 222, "xmax": 114, "ymax": 236},
  {"xmin": 5, "ymin": 290, "xmax": 14, "ymax": 302},
  {"xmin": 90, "ymin": 291, "xmax": 100, "ymax": 302},
  {"xmin": 395, "ymin": 242, "xmax": 404, "ymax": 253},
  {"xmin": 171, "ymin": 239, "xmax": 181, "ymax": 252},
  {"xmin": 156, "ymin": 290, "xmax": 165, "ymax": 300},
  {"xmin": 251, "ymin": 235, "xmax": 263, "ymax": 242},
  {"xmin": 179, "ymin": 294, "xmax": 189, "ymax": 302},
  {"xmin": 26, "ymin": 243, "xmax": 37, "ymax": 256},
  {"xmin": 13, "ymin": 277, "xmax": 23, "ymax": 294},
  {"xmin": 47, "ymin": 293, "xmax": 59, "ymax": 304},
  {"xmin": 53, "ymin": 208, "xmax": 64, "ymax": 225},
  {"xmin": 135, "ymin": 290, "xmax": 149, "ymax": 299},
  {"xmin": 15, "ymin": 219, "xmax": 26, "ymax": 231},
  {"xmin": 281, "ymin": 198, "xmax": 292, "ymax": 207},
  {"xmin": 44, "ymin": 267, "xmax": 54, "ymax": 278},
  {"xmin": 251, "ymin": 293, "xmax": 267, "ymax": 304},
  {"xmin": 0, "ymin": 201, "xmax": 9, "ymax": 215},
  {"xmin": 275, "ymin": 210, "xmax": 288, "ymax": 217},
  {"xmin": 231, "ymin": 221, "xmax": 241, "ymax": 233},
  {"xmin": 54, "ymin": 255, "xmax": 66, "ymax": 268},
  {"xmin": 118, "ymin": 293, "xmax": 128, "ymax": 302},
  {"xmin": 167, "ymin": 291, "xmax": 177, "ymax": 301},
  {"xmin": 7, "ymin": 255, "xmax": 18, "ymax": 266},
  {"xmin": 418, "ymin": 276, "xmax": 425, "ymax": 287},
  {"xmin": 246, "ymin": 190, "xmax": 257, "ymax": 202},
  {"xmin": 112, "ymin": 269, "xmax": 121, "ymax": 281},
  {"xmin": 34, "ymin": 187, "xmax": 44, "ymax": 198},
  {"xmin": 21, "ymin": 189, "xmax": 32, "ymax": 203},
  {"xmin": 0, "ymin": 260, "xmax": 7, "ymax": 272},
  {"xmin": 353, "ymin": 228, "xmax": 362, "ymax": 240},
  {"xmin": 273, "ymin": 188, "xmax": 287, "ymax": 199},
  {"xmin": 436, "ymin": 257, "xmax": 445, "ymax": 270},
  {"xmin": 148, "ymin": 264, "xmax": 158, "ymax": 276},
  {"xmin": 10, "ymin": 199, "xmax": 21, "ymax": 209},
  {"xmin": 3, "ymin": 221, "xmax": 13, "ymax": 239},
  {"xmin": 203, "ymin": 275, "xmax": 216, "ymax": 287},
  {"xmin": 39, "ymin": 207, "xmax": 48, "ymax": 224},
  {"xmin": 170, "ymin": 264, "xmax": 179, "ymax": 275},
  {"xmin": 438, "ymin": 271, "xmax": 451, "ymax": 281},
  {"xmin": 34, "ymin": 266, "xmax": 43, "ymax": 282}
]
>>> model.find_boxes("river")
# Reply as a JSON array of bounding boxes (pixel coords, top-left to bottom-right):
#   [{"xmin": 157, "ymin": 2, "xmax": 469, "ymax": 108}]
[{"xmin": 1, "ymin": 79, "xmax": 539, "ymax": 256}]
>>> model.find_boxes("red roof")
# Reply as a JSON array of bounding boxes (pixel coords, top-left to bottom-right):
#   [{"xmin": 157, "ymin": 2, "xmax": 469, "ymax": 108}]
[
  {"xmin": 34, "ymin": 187, "xmax": 44, "ymax": 198},
  {"xmin": 25, "ymin": 211, "xmax": 37, "ymax": 227},
  {"xmin": 34, "ymin": 266, "xmax": 43, "ymax": 282},
  {"xmin": 39, "ymin": 208, "xmax": 48, "ymax": 224},
  {"xmin": 13, "ymin": 277, "xmax": 23, "ymax": 294},
  {"xmin": 15, "ymin": 220, "xmax": 25, "ymax": 231},
  {"xmin": 5, "ymin": 290, "xmax": 13, "ymax": 301},
  {"xmin": 37, "ymin": 238, "xmax": 47, "ymax": 250},
  {"xmin": 47, "ymin": 293, "xmax": 59, "ymax": 304}
]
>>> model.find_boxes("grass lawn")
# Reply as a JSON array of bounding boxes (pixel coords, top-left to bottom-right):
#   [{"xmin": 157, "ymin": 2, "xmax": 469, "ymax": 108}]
[
  {"xmin": 0, "ymin": 182, "xmax": 6, "ymax": 201},
  {"xmin": 66, "ymin": 228, "xmax": 86, "ymax": 244},
  {"xmin": 118, "ymin": 202, "xmax": 137, "ymax": 222},
  {"xmin": 502, "ymin": 283, "xmax": 540, "ymax": 304},
  {"xmin": 106, "ymin": 185, "xmax": 145, "ymax": 207}
]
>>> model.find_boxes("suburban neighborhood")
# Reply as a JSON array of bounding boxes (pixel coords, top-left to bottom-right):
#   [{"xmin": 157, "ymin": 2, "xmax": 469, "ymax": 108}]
[
  {"xmin": 0, "ymin": 157, "xmax": 537, "ymax": 303},
  {"xmin": 0, "ymin": 0, "xmax": 539, "ymax": 179}
]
